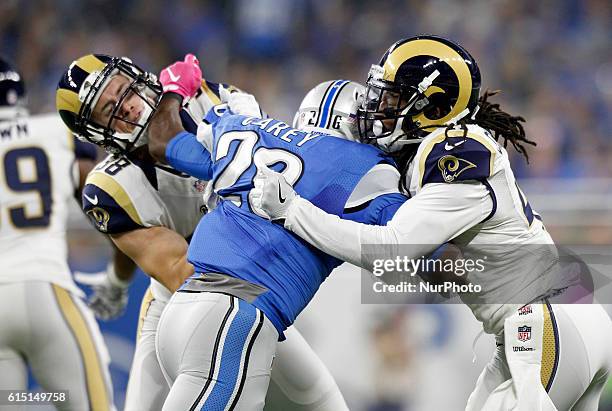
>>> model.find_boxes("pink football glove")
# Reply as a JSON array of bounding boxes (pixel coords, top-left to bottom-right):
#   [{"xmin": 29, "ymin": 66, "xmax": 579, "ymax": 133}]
[{"xmin": 159, "ymin": 54, "xmax": 202, "ymax": 101}]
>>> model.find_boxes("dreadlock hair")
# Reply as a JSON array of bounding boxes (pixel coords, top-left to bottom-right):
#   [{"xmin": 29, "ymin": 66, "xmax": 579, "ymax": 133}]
[
  {"xmin": 395, "ymin": 89, "xmax": 536, "ymax": 192},
  {"xmin": 470, "ymin": 90, "xmax": 535, "ymax": 161}
]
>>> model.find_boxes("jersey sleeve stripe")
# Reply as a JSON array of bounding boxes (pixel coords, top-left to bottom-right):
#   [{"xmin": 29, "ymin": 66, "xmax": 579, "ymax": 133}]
[
  {"xmin": 345, "ymin": 163, "xmax": 401, "ymax": 209},
  {"xmin": 86, "ymin": 172, "xmax": 143, "ymax": 225},
  {"xmin": 201, "ymin": 80, "xmax": 222, "ymax": 105},
  {"xmin": 136, "ymin": 287, "xmax": 155, "ymax": 341},
  {"xmin": 418, "ymin": 132, "xmax": 447, "ymax": 188},
  {"xmin": 458, "ymin": 130, "xmax": 497, "ymax": 174},
  {"xmin": 541, "ymin": 301, "xmax": 560, "ymax": 391}
]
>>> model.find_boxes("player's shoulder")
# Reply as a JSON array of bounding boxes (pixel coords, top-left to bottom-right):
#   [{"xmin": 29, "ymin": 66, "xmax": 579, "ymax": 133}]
[
  {"xmin": 415, "ymin": 124, "xmax": 501, "ymax": 188},
  {"xmin": 82, "ymin": 154, "xmax": 157, "ymax": 233},
  {"xmin": 22, "ymin": 113, "xmax": 72, "ymax": 148},
  {"xmin": 189, "ymin": 79, "xmax": 242, "ymax": 119},
  {"xmin": 27, "ymin": 112, "xmax": 65, "ymax": 129}
]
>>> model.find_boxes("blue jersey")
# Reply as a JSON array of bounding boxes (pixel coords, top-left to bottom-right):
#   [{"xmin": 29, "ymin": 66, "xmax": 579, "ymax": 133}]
[{"xmin": 165, "ymin": 106, "xmax": 406, "ymax": 336}]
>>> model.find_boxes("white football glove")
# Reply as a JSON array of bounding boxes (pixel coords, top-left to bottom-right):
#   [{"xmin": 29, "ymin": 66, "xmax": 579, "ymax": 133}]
[
  {"xmin": 74, "ymin": 263, "xmax": 129, "ymax": 321},
  {"xmin": 251, "ymin": 164, "xmax": 298, "ymax": 222},
  {"xmin": 219, "ymin": 85, "xmax": 263, "ymax": 118}
]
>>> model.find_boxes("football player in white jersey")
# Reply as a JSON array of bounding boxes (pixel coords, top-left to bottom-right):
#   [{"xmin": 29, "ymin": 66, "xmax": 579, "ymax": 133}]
[
  {"xmin": 56, "ymin": 54, "xmax": 349, "ymax": 411},
  {"xmin": 251, "ymin": 35, "xmax": 612, "ymax": 410},
  {"xmin": 0, "ymin": 58, "xmax": 116, "ymax": 410}
]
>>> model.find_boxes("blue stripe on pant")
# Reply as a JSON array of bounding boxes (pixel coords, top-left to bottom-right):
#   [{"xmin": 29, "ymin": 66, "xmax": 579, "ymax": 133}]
[{"xmin": 202, "ymin": 299, "xmax": 259, "ymax": 410}]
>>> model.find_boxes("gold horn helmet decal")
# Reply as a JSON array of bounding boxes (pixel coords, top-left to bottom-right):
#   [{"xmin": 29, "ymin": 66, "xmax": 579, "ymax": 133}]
[{"xmin": 357, "ymin": 35, "xmax": 481, "ymax": 151}]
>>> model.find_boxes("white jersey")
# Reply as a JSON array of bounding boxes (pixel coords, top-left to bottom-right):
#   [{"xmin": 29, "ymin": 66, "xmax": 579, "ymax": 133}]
[
  {"xmin": 0, "ymin": 113, "xmax": 82, "ymax": 295},
  {"xmin": 408, "ymin": 125, "xmax": 557, "ymax": 334},
  {"xmin": 285, "ymin": 124, "xmax": 562, "ymax": 335},
  {"xmin": 82, "ymin": 81, "xmax": 225, "ymax": 302}
]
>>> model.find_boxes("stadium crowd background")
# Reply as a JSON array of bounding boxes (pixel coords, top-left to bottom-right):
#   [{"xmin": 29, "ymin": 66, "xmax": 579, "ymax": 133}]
[
  {"xmin": 2, "ymin": 0, "xmax": 610, "ymax": 180},
  {"xmin": 1, "ymin": 0, "xmax": 611, "ymax": 410}
]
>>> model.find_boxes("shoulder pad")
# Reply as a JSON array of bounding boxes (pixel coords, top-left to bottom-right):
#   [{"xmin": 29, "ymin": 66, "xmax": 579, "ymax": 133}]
[
  {"xmin": 201, "ymin": 80, "xmax": 222, "ymax": 103},
  {"xmin": 82, "ymin": 170, "xmax": 143, "ymax": 234},
  {"xmin": 345, "ymin": 163, "xmax": 401, "ymax": 209},
  {"xmin": 418, "ymin": 127, "xmax": 499, "ymax": 187},
  {"xmin": 201, "ymin": 80, "xmax": 243, "ymax": 102}
]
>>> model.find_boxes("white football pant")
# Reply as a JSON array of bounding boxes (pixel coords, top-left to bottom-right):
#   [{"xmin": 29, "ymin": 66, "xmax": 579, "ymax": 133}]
[
  {"xmin": 0, "ymin": 282, "xmax": 115, "ymax": 411},
  {"xmin": 466, "ymin": 303, "xmax": 612, "ymax": 411}
]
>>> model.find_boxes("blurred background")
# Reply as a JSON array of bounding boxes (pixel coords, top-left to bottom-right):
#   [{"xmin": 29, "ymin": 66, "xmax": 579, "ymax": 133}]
[{"xmin": 1, "ymin": 0, "xmax": 610, "ymax": 409}]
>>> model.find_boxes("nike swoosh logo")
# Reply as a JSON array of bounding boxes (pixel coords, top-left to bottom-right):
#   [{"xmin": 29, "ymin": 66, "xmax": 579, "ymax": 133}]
[
  {"xmin": 166, "ymin": 67, "xmax": 180, "ymax": 82},
  {"xmin": 84, "ymin": 193, "xmax": 98, "ymax": 205},
  {"xmin": 278, "ymin": 182, "xmax": 286, "ymax": 204},
  {"xmin": 444, "ymin": 140, "xmax": 466, "ymax": 151}
]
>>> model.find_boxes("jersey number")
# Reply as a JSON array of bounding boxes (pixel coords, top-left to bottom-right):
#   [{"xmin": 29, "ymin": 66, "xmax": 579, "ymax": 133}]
[
  {"xmin": 515, "ymin": 181, "xmax": 536, "ymax": 226},
  {"xmin": 2, "ymin": 147, "xmax": 52, "ymax": 228},
  {"xmin": 214, "ymin": 131, "xmax": 303, "ymax": 214}
]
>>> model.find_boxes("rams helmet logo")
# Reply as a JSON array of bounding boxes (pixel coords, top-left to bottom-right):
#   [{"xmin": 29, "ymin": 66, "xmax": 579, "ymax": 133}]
[
  {"xmin": 86, "ymin": 207, "xmax": 110, "ymax": 232},
  {"xmin": 357, "ymin": 35, "xmax": 481, "ymax": 151},
  {"xmin": 437, "ymin": 155, "xmax": 476, "ymax": 183}
]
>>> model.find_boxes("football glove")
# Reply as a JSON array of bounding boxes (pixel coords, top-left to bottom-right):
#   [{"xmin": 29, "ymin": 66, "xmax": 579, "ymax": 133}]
[
  {"xmin": 159, "ymin": 53, "xmax": 202, "ymax": 101},
  {"xmin": 74, "ymin": 263, "xmax": 129, "ymax": 321},
  {"xmin": 251, "ymin": 163, "xmax": 298, "ymax": 222},
  {"xmin": 219, "ymin": 86, "xmax": 263, "ymax": 118}
]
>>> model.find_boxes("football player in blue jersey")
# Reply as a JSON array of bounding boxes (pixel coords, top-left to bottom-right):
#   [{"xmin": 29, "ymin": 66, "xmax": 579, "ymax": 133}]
[
  {"xmin": 56, "ymin": 54, "xmax": 353, "ymax": 410},
  {"xmin": 251, "ymin": 35, "xmax": 612, "ymax": 410},
  {"xmin": 147, "ymin": 56, "xmax": 408, "ymax": 409}
]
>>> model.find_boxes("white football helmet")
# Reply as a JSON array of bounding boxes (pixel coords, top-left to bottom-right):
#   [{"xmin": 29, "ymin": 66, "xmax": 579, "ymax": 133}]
[{"xmin": 293, "ymin": 80, "xmax": 364, "ymax": 142}]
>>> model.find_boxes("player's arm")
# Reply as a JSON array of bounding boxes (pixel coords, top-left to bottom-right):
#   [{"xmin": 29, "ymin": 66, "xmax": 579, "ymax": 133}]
[
  {"xmin": 110, "ymin": 226, "xmax": 193, "ymax": 293},
  {"xmin": 74, "ymin": 242, "xmax": 136, "ymax": 321},
  {"xmin": 111, "ymin": 241, "xmax": 137, "ymax": 283},
  {"xmin": 287, "ymin": 182, "xmax": 492, "ymax": 269},
  {"xmin": 252, "ymin": 163, "xmax": 492, "ymax": 269},
  {"xmin": 148, "ymin": 93, "xmax": 186, "ymax": 164},
  {"xmin": 149, "ymin": 54, "xmax": 204, "ymax": 164},
  {"xmin": 341, "ymin": 172, "xmax": 469, "ymax": 289},
  {"xmin": 290, "ymin": 182, "xmax": 491, "ymax": 267},
  {"xmin": 148, "ymin": 91, "xmax": 214, "ymax": 180}
]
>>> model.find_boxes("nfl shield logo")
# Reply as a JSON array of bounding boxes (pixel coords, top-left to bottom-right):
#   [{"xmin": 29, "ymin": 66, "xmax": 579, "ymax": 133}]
[
  {"xmin": 517, "ymin": 325, "xmax": 531, "ymax": 342},
  {"xmin": 193, "ymin": 179, "xmax": 207, "ymax": 193}
]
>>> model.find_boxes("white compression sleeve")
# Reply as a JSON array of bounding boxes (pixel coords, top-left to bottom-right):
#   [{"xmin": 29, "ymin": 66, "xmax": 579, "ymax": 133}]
[{"xmin": 284, "ymin": 181, "xmax": 493, "ymax": 268}]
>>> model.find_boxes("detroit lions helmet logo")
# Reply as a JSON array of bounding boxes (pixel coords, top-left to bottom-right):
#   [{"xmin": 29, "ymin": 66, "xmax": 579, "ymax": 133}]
[
  {"xmin": 86, "ymin": 207, "xmax": 110, "ymax": 232},
  {"xmin": 437, "ymin": 155, "xmax": 476, "ymax": 182}
]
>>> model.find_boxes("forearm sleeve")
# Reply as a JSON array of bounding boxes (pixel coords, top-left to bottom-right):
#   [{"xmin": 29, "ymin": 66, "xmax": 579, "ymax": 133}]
[
  {"xmin": 285, "ymin": 182, "xmax": 493, "ymax": 269},
  {"xmin": 165, "ymin": 131, "xmax": 214, "ymax": 180}
]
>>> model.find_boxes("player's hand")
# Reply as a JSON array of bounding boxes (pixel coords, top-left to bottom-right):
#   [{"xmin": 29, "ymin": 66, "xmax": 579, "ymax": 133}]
[
  {"xmin": 250, "ymin": 163, "xmax": 298, "ymax": 221},
  {"xmin": 74, "ymin": 263, "xmax": 129, "ymax": 321},
  {"xmin": 159, "ymin": 54, "xmax": 202, "ymax": 101},
  {"xmin": 219, "ymin": 86, "xmax": 263, "ymax": 118}
]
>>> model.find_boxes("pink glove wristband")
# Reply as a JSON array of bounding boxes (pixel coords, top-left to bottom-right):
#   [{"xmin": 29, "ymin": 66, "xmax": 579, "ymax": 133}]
[{"xmin": 159, "ymin": 54, "xmax": 202, "ymax": 100}]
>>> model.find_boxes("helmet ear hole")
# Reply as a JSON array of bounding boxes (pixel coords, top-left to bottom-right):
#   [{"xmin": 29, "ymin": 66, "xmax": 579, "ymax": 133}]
[{"xmin": 424, "ymin": 93, "xmax": 452, "ymax": 120}]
